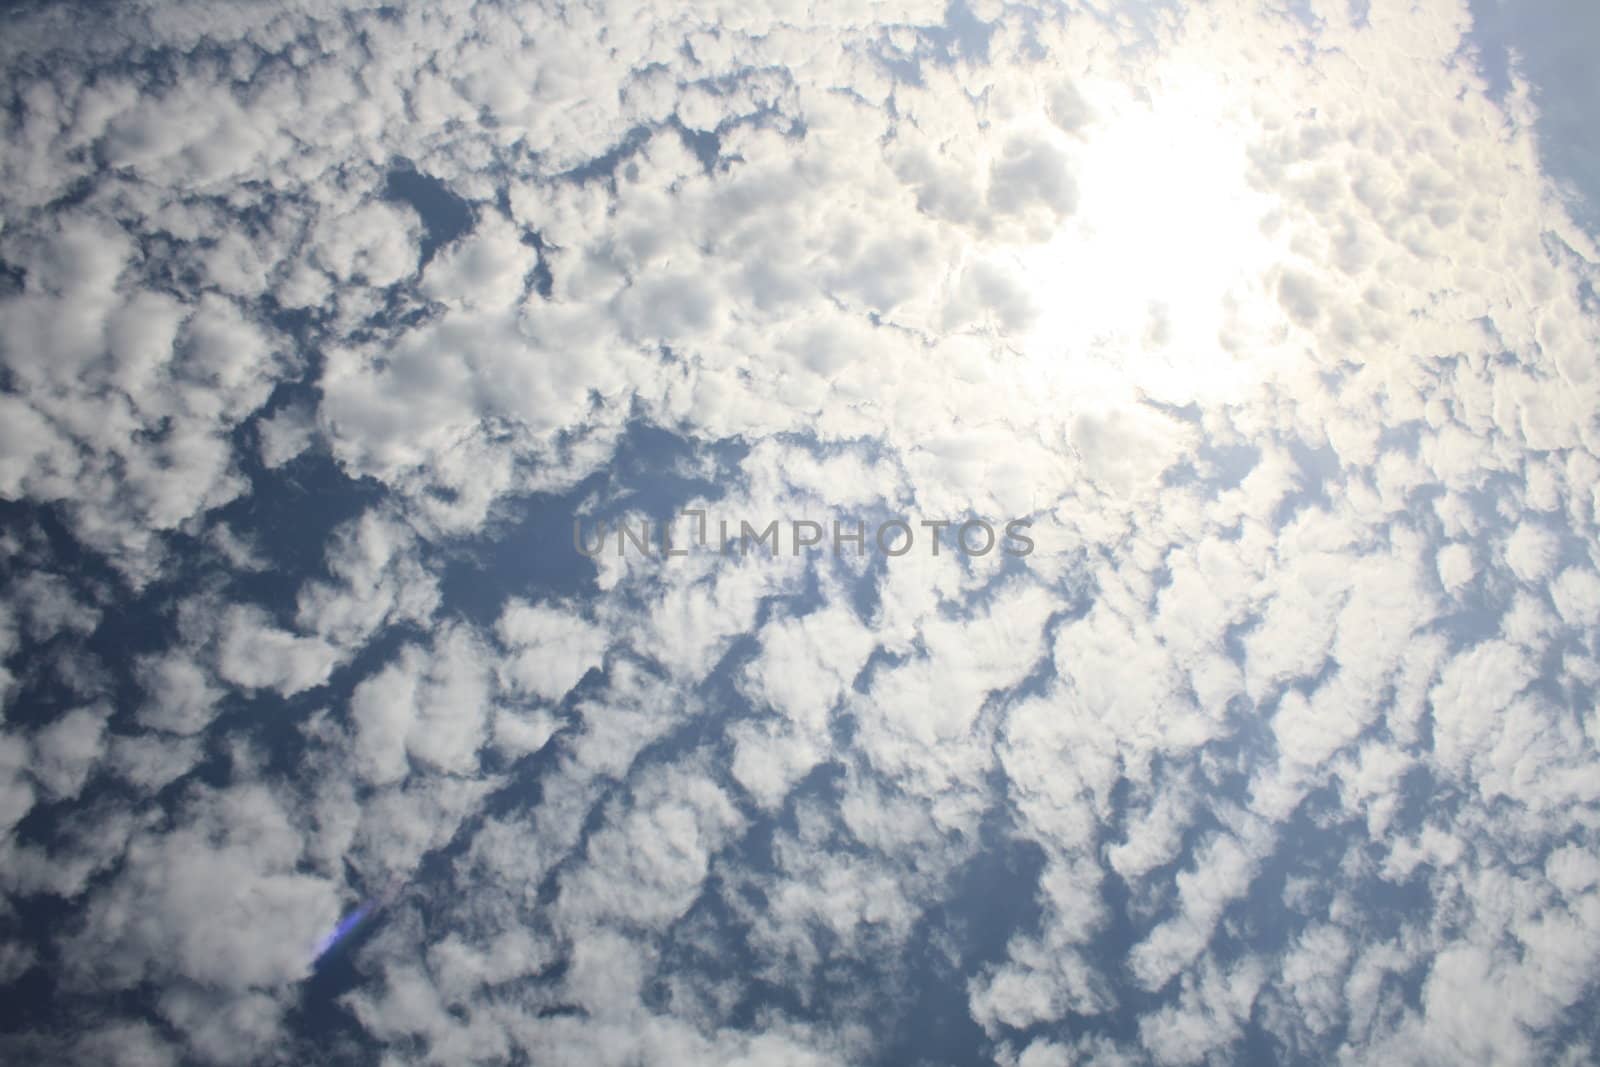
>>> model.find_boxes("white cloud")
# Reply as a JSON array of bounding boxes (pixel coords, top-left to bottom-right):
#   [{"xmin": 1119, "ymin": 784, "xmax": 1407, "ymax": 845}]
[
  {"xmin": 30, "ymin": 704, "xmax": 109, "ymax": 802},
  {"xmin": 136, "ymin": 651, "xmax": 223, "ymax": 735},
  {"xmin": 255, "ymin": 401, "xmax": 317, "ymax": 469},
  {"xmin": 311, "ymin": 199, "xmax": 421, "ymax": 288},
  {"xmin": 1437, "ymin": 541, "xmax": 1476, "ymax": 595},
  {"xmin": 71, "ymin": 1022, "xmax": 179, "ymax": 1067},
  {"xmin": 1138, "ymin": 956, "xmax": 1265, "ymax": 1066},
  {"xmin": 495, "ymin": 599, "xmax": 608, "ymax": 703},
  {"xmin": 294, "ymin": 506, "xmax": 440, "ymax": 649},
  {"xmin": 1504, "ymin": 520, "xmax": 1562, "ymax": 583},
  {"xmin": 556, "ymin": 760, "xmax": 744, "ymax": 932},
  {"xmin": 213, "ymin": 604, "xmax": 338, "ymax": 697},
  {"xmin": 422, "ymin": 214, "xmax": 532, "ymax": 311},
  {"xmin": 349, "ymin": 622, "xmax": 496, "ymax": 784},
  {"xmin": 108, "ymin": 732, "xmax": 204, "ymax": 791},
  {"xmin": 65, "ymin": 781, "xmax": 338, "ymax": 991},
  {"xmin": 0, "ymin": 733, "xmax": 36, "ymax": 836},
  {"xmin": 1550, "ymin": 565, "xmax": 1600, "ymax": 629},
  {"xmin": 8, "ymin": 571, "xmax": 100, "ymax": 643}
]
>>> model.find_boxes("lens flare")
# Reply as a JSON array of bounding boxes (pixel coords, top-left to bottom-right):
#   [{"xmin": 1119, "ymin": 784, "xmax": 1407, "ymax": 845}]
[{"xmin": 312, "ymin": 876, "xmax": 405, "ymax": 966}]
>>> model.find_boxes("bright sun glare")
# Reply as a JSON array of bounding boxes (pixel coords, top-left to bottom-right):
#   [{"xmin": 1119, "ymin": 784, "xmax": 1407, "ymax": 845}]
[{"xmin": 1008, "ymin": 64, "xmax": 1285, "ymax": 408}]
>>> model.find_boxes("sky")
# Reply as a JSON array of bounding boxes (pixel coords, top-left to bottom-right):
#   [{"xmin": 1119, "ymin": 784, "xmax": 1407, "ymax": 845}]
[{"xmin": 1, "ymin": 0, "xmax": 1599, "ymax": 1064}]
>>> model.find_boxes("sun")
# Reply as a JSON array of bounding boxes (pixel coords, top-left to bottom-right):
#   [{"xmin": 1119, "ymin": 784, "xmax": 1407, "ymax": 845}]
[{"xmin": 1004, "ymin": 63, "xmax": 1285, "ymax": 409}]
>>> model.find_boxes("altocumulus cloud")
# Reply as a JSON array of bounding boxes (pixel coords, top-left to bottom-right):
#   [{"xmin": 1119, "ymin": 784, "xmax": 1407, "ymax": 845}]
[{"xmin": 2, "ymin": 0, "xmax": 1600, "ymax": 1064}]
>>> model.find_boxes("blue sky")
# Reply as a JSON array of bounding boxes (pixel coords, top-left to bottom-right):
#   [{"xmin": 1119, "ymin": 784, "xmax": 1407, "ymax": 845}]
[{"xmin": 1, "ymin": 2, "xmax": 1599, "ymax": 1065}]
